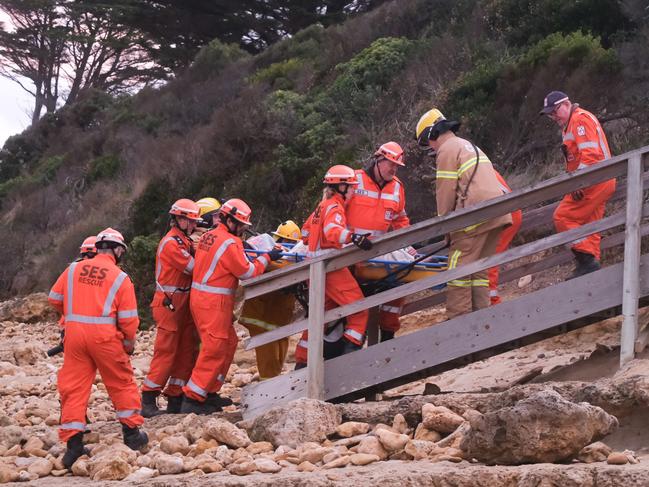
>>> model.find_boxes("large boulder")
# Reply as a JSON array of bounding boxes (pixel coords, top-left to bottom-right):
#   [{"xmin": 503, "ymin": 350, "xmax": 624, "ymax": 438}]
[
  {"xmin": 248, "ymin": 398, "xmax": 341, "ymax": 448},
  {"xmin": 0, "ymin": 293, "xmax": 58, "ymax": 323},
  {"xmin": 461, "ymin": 390, "xmax": 618, "ymax": 464}
]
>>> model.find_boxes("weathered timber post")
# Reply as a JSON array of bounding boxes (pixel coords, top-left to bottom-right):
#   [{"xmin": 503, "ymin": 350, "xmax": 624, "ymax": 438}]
[
  {"xmin": 620, "ymin": 154, "xmax": 643, "ymax": 366},
  {"xmin": 307, "ymin": 260, "xmax": 326, "ymax": 399}
]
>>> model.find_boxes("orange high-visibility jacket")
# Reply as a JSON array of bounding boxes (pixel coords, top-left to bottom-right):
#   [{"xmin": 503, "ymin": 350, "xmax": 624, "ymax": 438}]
[
  {"xmin": 346, "ymin": 169, "xmax": 409, "ymax": 237},
  {"xmin": 307, "ymin": 193, "xmax": 352, "ymax": 257},
  {"xmin": 48, "ymin": 253, "xmax": 140, "ymax": 344},
  {"xmin": 562, "ymin": 106, "xmax": 611, "ymax": 172},
  {"xmin": 151, "ymin": 227, "xmax": 194, "ymax": 307},
  {"xmin": 191, "ymin": 223, "xmax": 269, "ymax": 296}
]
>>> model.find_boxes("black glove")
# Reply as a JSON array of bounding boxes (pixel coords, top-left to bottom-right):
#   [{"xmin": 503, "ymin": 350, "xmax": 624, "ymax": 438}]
[
  {"xmin": 351, "ymin": 233, "xmax": 373, "ymax": 251},
  {"xmin": 571, "ymin": 190, "xmax": 584, "ymax": 201},
  {"xmin": 267, "ymin": 247, "xmax": 283, "ymax": 261}
]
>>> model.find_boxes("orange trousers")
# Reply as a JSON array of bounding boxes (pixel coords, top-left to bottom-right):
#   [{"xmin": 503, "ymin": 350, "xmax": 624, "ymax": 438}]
[
  {"xmin": 553, "ymin": 179, "xmax": 616, "ymax": 260},
  {"xmin": 183, "ymin": 294, "xmax": 238, "ymax": 402},
  {"xmin": 378, "ymin": 298, "xmax": 405, "ymax": 332},
  {"xmin": 58, "ymin": 324, "xmax": 143, "ymax": 441},
  {"xmin": 295, "ymin": 267, "xmax": 368, "ymax": 364},
  {"xmin": 142, "ymin": 293, "xmax": 198, "ymax": 397},
  {"xmin": 488, "ymin": 209, "xmax": 523, "ymax": 305}
]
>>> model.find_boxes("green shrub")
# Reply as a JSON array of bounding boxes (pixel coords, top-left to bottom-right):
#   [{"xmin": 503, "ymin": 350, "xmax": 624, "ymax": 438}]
[
  {"xmin": 34, "ymin": 155, "xmax": 65, "ymax": 183},
  {"xmin": 87, "ymin": 154, "xmax": 122, "ymax": 183},
  {"xmin": 328, "ymin": 37, "xmax": 413, "ymax": 120},
  {"xmin": 123, "ymin": 234, "xmax": 159, "ymax": 330},
  {"xmin": 250, "ymin": 58, "xmax": 305, "ymax": 89},
  {"xmin": 191, "ymin": 39, "xmax": 249, "ymax": 80},
  {"xmin": 129, "ymin": 177, "xmax": 173, "ymax": 237},
  {"xmin": 486, "ymin": 0, "xmax": 632, "ymax": 48}
]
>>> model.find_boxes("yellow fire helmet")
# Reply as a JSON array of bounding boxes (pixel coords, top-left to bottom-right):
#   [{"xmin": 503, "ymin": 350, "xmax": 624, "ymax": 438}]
[
  {"xmin": 272, "ymin": 220, "xmax": 302, "ymax": 242},
  {"xmin": 196, "ymin": 197, "xmax": 221, "ymax": 217},
  {"xmin": 415, "ymin": 108, "xmax": 460, "ymax": 146}
]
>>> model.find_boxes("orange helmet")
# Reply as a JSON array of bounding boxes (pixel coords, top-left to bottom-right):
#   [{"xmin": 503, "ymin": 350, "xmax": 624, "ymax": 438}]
[
  {"xmin": 169, "ymin": 198, "xmax": 201, "ymax": 221},
  {"xmin": 323, "ymin": 165, "xmax": 359, "ymax": 185},
  {"xmin": 375, "ymin": 141, "xmax": 405, "ymax": 166},
  {"xmin": 96, "ymin": 227, "xmax": 127, "ymax": 249},
  {"xmin": 221, "ymin": 198, "xmax": 253, "ymax": 226},
  {"xmin": 79, "ymin": 236, "xmax": 97, "ymax": 254}
]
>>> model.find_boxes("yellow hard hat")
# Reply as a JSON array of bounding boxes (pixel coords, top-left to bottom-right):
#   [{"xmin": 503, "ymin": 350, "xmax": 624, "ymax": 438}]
[
  {"xmin": 272, "ymin": 220, "xmax": 302, "ymax": 242},
  {"xmin": 196, "ymin": 197, "xmax": 221, "ymax": 217},
  {"xmin": 415, "ymin": 108, "xmax": 460, "ymax": 146}
]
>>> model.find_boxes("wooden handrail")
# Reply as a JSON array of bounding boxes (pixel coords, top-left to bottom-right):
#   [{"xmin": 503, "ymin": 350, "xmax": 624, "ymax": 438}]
[{"xmin": 243, "ymin": 148, "xmax": 648, "ymax": 300}]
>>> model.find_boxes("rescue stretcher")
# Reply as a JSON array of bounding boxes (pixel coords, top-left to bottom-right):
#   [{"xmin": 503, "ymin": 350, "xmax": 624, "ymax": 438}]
[{"xmin": 244, "ymin": 247, "xmax": 448, "ymax": 288}]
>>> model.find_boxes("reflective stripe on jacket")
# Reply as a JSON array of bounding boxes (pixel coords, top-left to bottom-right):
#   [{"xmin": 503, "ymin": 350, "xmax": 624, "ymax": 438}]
[
  {"xmin": 562, "ymin": 106, "xmax": 611, "ymax": 172},
  {"xmin": 346, "ymin": 169, "xmax": 409, "ymax": 237},
  {"xmin": 192, "ymin": 223, "xmax": 269, "ymax": 296},
  {"xmin": 48, "ymin": 253, "xmax": 140, "ymax": 341},
  {"xmin": 152, "ymin": 227, "xmax": 194, "ymax": 307},
  {"xmin": 307, "ymin": 193, "xmax": 352, "ymax": 257}
]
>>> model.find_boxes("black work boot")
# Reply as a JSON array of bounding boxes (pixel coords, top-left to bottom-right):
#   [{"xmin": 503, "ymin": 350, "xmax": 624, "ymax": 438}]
[
  {"xmin": 341, "ymin": 339, "xmax": 363, "ymax": 355},
  {"xmin": 206, "ymin": 392, "xmax": 233, "ymax": 408},
  {"xmin": 122, "ymin": 424, "xmax": 149, "ymax": 451},
  {"xmin": 570, "ymin": 251, "xmax": 601, "ymax": 279},
  {"xmin": 380, "ymin": 329, "xmax": 395, "ymax": 342},
  {"xmin": 294, "ymin": 362, "xmax": 306, "ymax": 370},
  {"xmin": 165, "ymin": 394, "xmax": 183, "ymax": 414},
  {"xmin": 180, "ymin": 395, "xmax": 222, "ymax": 415},
  {"xmin": 141, "ymin": 391, "xmax": 163, "ymax": 418},
  {"xmin": 62, "ymin": 432, "xmax": 88, "ymax": 470}
]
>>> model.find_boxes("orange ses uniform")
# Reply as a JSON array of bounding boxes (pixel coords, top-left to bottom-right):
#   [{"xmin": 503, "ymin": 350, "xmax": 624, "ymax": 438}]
[
  {"xmin": 346, "ymin": 169, "xmax": 409, "ymax": 333},
  {"xmin": 142, "ymin": 227, "xmax": 198, "ymax": 398},
  {"xmin": 488, "ymin": 171, "xmax": 523, "ymax": 304},
  {"xmin": 183, "ymin": 223, "xmax": 270, "ymax": 402},
  {"xmin": 48, "ymin": 253, "xmax": 143, "ymax": 442},
  {"xmin": 295, "ymin": 193, "xmax": 368, "ymax": 364},
  {"xmin": 554, "ymin": 106, "xmax": 615, "ymax": 260}
]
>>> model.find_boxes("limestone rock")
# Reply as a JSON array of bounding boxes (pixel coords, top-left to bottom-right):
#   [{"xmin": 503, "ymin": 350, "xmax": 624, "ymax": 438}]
[
  {"xmin": 0, "ymin": 466, "xmax": 19, "ymax": 483},
  {"xmin": 298, "ymin": 446, "xmax": 332, "ymax": 463},
  {"xmin": 607, "ymin": 452, "xmax": 629, "ymax": 465},
  {"xmin": 125, "ymin": 467, "xmax": 159, "ymax": 481},
  {"xmin": 246, "ymin": 441, "xmax": 274, "ymax": 455},
  {"xmin": 254, "ymin": 458, "xmax": 282, "ymax": 473},
  {"xmin": 13, "ymin": 341, "xmax": 44, "ymax": 366},
  {"xmin": 297, "ymin": 461, "xmax": 316, "ymax": 472},
  {"xmin": 181, "ymin": 413, "xmax": 205, "ymax": 443},
  {"xmin": 517, "ymin": 274, "xmax": 533, "ymax": 288},
  {"xmin": 190, "ymin": 438, "xmax": 219, "ymax": 456},
  {"xmin": 71, "ymin": 456, "xmax": 90, "ymax": 476},
  {"xmin": 404, "ymin": 440, "xmax": 444, "ymax": 460},
  {"xmin": 374, "ymin": 428, "xmax": 409, "ymax": 452},
  {"xmin": 231, "ymin": 373, "xmax": 253, "ymax": 387},
  {"xmin": 336, "ymin": 421, "xmax": 370, "ymax": 438},
  {"xmin": 322, "ymin": 451, "xmax": 342, "ymax": 464},
  {"xmin": 23, "ymin": 436, "xmax": 45, "ymax": 456},
  {"xmin": 248, "ymin": 398, "xmax": 341, "ymax": 448},
  {"xmin": 191, "ymin": 454, "xmax": 223, "ymax": 473},
  {"xmin": 392, "ymin": 414, "xmax": 410, "ymax": 435},
  {"xmin": 356, "ymin": 436, "xmax": 388, "ymax": 461},
  {"xmin": 0, "ymin": 425, "xmax": 24, "ymax": 448},
  {"xmin": 27, "ymin": 458, "xmax": 53, "ymax": 477},
  {"xmin": 578, "ymin": 441, "xmax": 612, "ymax": 463},
  {"xmin": 155, "ymin": 453, "xmax": 184, "ymax": 475},
  {"xmin": 461, "ymin": 390, "xmax": 618, "ymax": 465},
  {"xmin": 0, "ymin": 293, "xmax": 58, "ymax": 323},
  {"xmin": 0, "ymin": 361, "xmax": 18, "ymax": 377},
  {"xmin": 422, "ymin": 404, "xmax": 464, "ymax": 433},
  {"xmin": 160, "ymin": 435, "xmax": 190, "ymax": 455},
  {"xmin": 350, "ymin": 453, "xmax": 379, "ymax": 466},
  {"xmin": 322, "ymin": 455, "xmax": 350, "ymax": 469},
  {"xmin": 228, "ymin": 460, "xmax": 256, "ymax": 475},
  {"xmin": 205, "ymin": 418, "xmax": 251, "ymax": 448},
  {"xmin": 90, "ymin": 457, "xmax": 132, "ymax": 481},
  {"xmin": 18, "ymin": 470, "xmax": 38, "ymax": 482},
  {"xmin": 414, "ymin": 424, "xmax": 441, "ymax": 442},
  {"xmin": 210, "ymin": 445, "xmax": 234, "ymax": 466}
]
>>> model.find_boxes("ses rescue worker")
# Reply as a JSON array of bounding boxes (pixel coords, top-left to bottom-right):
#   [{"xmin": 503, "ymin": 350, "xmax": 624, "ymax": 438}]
[
  {"xmin": 181, "ymin": 199, "xmax": 282, "ymax": 414},
  {"xmin": 540, "ymin": 91, "xmax": 615, "ymax": 278},
  {"xmin": 48, "ymin": 228, "xmax": 147, "ymax": 470}
]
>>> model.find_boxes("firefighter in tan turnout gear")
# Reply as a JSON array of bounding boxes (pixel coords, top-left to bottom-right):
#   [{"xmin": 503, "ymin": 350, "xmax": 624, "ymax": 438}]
[{"xmin": 416, "ymin": 108, "xmax": 512, "ymax": 318}]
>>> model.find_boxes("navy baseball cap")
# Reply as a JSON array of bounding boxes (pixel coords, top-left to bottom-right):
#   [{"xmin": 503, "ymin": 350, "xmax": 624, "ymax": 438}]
[{"xmin": 540, "ymin": 91, "xmax": 569, "ymax": 114}]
